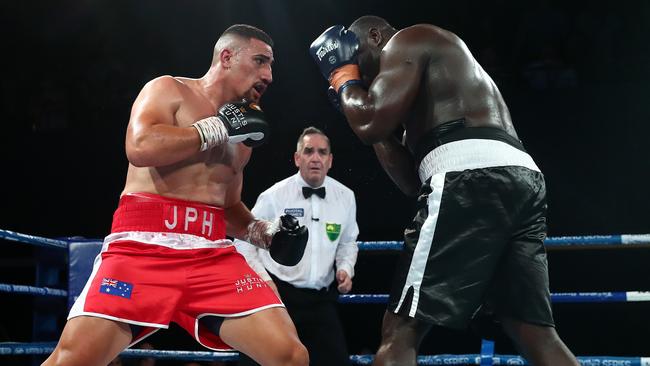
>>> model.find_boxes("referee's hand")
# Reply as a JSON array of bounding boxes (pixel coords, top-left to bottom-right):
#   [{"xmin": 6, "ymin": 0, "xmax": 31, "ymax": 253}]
[{"xmin": 336, "ymin": 270, "xmax": 352, "ymax": 293}]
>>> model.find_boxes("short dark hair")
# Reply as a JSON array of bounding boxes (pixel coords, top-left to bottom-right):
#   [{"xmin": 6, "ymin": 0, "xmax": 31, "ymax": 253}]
[
  {"xmin": 296, "ymin": 126, "xmax": 330, "ymax": 152},
  {"xmin": 349, "ymin": 15, "xmax": 392, "ymax": 35},
  {"xmin": 221, "ymin": 24, "xmax": 274, "ymax": 48}
]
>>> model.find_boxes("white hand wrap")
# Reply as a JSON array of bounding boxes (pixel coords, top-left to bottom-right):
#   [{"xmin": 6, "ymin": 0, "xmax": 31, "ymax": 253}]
[
  {"xmin": 192, "ymin": 116, "xmax": 229, "ymax": 151},
  {"xmin": 245, "ymin": 218, "xmax": 280, "ymax": 250}
]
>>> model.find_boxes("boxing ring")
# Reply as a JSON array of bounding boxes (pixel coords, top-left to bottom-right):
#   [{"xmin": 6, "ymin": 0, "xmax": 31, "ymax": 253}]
[{"xmin": 2, "ymin": 228, "xmax": 650, "ymax": 365}]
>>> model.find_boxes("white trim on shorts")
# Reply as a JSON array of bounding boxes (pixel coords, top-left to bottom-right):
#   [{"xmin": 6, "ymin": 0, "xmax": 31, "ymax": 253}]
[
  {"xmin": 69, "ymin": 311, "xmax": 164, "ymax": 349},
  {"xmin": 194, "ymin": 304, "xmax": 286, "ymax": 351},
  {"xmin": 67, "ymin": 244, "xmax": 170, "ymax": 343},
  {"xmin": 102, "ymin": 231, "xmax": 233, "ymax": 251},
  {"xmin": 418, "ymin": 139, "xmax": 540, "ymax": 183},
  {"xmin": 68, "ymin": 250, "xmax": 103, "ymax": 320}
]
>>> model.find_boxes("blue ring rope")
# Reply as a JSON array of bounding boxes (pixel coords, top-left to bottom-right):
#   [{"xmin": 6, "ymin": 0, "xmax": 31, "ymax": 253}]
[
  {"xmin": 0, "ymin": 283, "xmax": 67, "ymax": 297},
  {"xmin": 358, "ymin": 234, "xmax": 650, "ymax": 250},
  {"xmin": 2, "ymin": 343, "xmax": 648, "ymax": 365},
  {"xmin": 3, "ymin": 229, "xmax": 650, "ymax": 250},
  {"xmin": 339, "ymin": 292, "xmax": 650, "ymax": 304},
  {"xmin": 0, "ymin": 229, "xmax": 69, "ymax": 249},
  {"xmin": 3, "ymin": 283, "xmax": 650, "ymax": 304}
]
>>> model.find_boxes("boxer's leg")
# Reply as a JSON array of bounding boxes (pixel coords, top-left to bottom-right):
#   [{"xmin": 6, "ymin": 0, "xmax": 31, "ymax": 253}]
[
  {"xmin": 494, "ymin": 168, "xmax": 579, "ymax": 366},
  {"xmin": 372, "ymin": 311, "xmax": 431, "ymax": 366},
  {"xmin": 501, "ymin": 317, "xmax": 579, "ymax": 366},
  {"xmin": 219, "ymin": 307, "xmax": 308, "ymax": 366},
  {"xmin": 42, "ymin": 316, "xmax": 132, "ymax": 366}
]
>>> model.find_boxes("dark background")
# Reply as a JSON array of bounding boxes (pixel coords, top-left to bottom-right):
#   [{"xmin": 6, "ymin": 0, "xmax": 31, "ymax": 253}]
[{"xmin": 2, "ymin": 0, "xmax": 650, "ymax": 364}]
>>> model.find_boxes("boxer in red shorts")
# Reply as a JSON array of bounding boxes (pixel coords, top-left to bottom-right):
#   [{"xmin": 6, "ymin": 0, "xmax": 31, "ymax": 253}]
[{"xmin": 44, "ymin": 25, "xmax": 309, "ymax": 366}]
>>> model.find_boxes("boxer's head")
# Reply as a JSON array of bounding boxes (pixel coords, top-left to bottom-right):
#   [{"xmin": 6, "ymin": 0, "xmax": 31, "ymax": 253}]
[
  {"xmin": 294, "ymin": 127, "xmax": 332, "ymax": 188},
  {"xmin": 213, "ymin": 24, "xmax": 274, "ymax": 103},
  {"xmin": 349, "ymin": 15, "xmax": 397, "ymax": 87}
]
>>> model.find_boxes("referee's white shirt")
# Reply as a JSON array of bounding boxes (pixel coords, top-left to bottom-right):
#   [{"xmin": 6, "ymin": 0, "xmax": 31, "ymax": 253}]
[{"xmin": 234, "ymin": 173, "xmax": 359, "ymax": 290}]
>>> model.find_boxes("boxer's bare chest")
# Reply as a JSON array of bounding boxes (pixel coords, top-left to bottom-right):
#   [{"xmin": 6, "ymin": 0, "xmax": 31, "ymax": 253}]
[{"xmin": 174, "ymin": 94, "xmax": 251, "ymax": 182}]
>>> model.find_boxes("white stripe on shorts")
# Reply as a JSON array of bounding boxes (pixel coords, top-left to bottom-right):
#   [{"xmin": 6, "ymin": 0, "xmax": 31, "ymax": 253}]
[
  {"xmin": 418, "ymin": 139, "xmax": 540, "ymax": 183},
  {"xmin": 393, "ymin": 173, "xmax": 446, "ymax": 317},
  {"xmin": 68, "ymin": 250, "xmax": 103, "ymax": 320}
]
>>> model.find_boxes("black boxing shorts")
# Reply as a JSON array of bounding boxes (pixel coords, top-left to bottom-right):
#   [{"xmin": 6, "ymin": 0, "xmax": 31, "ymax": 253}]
[{"xmin": 387, "ymin": 123, "xmax": 555, "ymax": 330}]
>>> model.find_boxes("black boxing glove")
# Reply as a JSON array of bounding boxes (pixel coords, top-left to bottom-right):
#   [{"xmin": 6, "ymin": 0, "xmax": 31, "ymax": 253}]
[
  {"xmin": 269, "ymin": 214, "xmax": 308, "ymax": 266},
  {"xmin": 245, "ymin": 214, "xmax": 308, "ymax": 266},
  {"xmin": 192, "ymin": 101, "xmax": 269, "ymax": 150},
  {"xmin": 217, "ymin": 102, "xmax": 269, "ymax": 147},
  {"xmin": 309, "ymin": 25, "xmax": 363, "ymax": 94}
]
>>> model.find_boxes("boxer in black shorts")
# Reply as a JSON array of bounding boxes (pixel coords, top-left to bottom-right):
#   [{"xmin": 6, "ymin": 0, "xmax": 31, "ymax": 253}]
[
  {"xmin": 310, "ymin": 15, "xmax": 579, "ymax": 366},
  {"xmin": 392, "ymin": 120, "xmax": 552, "ymax": 329}
]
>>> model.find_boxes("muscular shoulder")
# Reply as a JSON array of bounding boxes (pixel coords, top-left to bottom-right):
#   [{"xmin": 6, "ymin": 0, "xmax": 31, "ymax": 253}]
[
  {"xmin": 141, "ymin": 75, "xmax": 186, "ymax": 97},
  {"xmin": 131, "ymin": 75, "xmax": 194, "ymax": 115},
  {"xmin": 385, "ymin": 24, "xmax": 461, "ymax": 59}
]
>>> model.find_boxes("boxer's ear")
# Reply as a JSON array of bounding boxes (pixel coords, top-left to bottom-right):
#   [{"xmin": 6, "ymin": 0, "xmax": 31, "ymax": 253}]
[
  {"xmin": 368, "ymin": 27, "xmax": 382, "ymax": 46},
  {"xmin": 220, "ymin": 48, "xmax": 234, "ymax": 69}
]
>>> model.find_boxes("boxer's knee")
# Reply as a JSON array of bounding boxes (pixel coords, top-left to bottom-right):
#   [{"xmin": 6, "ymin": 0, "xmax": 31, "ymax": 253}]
[
  {"xmin": 374, "ymin": 310, "xmax": 431, "ymax": 365},
  {"xmin": 374, "ymin": 341, "xmax": 417, "ymax": 366},
  {"xmin": 43, "ymin": 317, "xmax": 131, "ymax": 366},
  {"xmin": 277, "ymin": 338, "xmax": 309, "ymax": 366},
  {"xmin": 247, "ymin": 329, "xmax": 308, "ymax": 366},
  {"xmin": 41, "ymin": 342, "xmax": 86, "ymax": 366},
  {"xmin": 501, "ymin": 316, "xmax": 578, "ymax": 365},
  {"xmin": 43, "ymin": 343, "xmax": 123, "ymax": 366},
  {"xmin": 380, "ymin": 311, "xmax": 428, "ymax": 346}
]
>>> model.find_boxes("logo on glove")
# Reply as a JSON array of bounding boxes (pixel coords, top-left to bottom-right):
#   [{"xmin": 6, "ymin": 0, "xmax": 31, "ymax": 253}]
[
  {"xmin": 315, "ymin": 40, "xmax": 339, "ymax": 61},
  {"xmin": 222, "ymin": 104, "xmax": 246, "ymax": 128}
]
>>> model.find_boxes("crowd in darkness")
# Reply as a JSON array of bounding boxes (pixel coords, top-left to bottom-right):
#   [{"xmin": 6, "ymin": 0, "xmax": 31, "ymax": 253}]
[
  {"xmin": 470, "ymin": 2, "xmax": 632, "ymax": 90},
  {"xmin": 13, "ymin": 1, "xmax": 646, "ymax": 135}
]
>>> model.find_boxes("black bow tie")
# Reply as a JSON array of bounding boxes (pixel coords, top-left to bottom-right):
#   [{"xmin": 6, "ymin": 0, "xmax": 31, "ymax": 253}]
[{"xmin": 302, "ymin": 186, "xmax": 326, "ymax": 199}]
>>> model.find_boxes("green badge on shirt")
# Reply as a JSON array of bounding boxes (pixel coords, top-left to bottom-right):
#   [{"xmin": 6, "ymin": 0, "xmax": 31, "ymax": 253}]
[{"xmin": 325, "ymin": 223, "xmax": 341, "ymax": 241}]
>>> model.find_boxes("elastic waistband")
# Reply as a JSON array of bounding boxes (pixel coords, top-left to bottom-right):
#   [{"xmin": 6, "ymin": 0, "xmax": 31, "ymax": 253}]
[
  {"xmin": 414, "ymin": 119, "xmax": 525, "ymax": 166},
  {"xmin": 418, "ymin": 139, "xmax": 540, "ymax": 183},
  {"xmin": 111, "ymin": 192, "xmax": 226, "ymax": 241}
]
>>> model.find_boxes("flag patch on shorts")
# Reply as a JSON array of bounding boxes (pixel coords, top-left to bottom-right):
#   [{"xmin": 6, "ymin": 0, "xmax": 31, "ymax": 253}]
[{"xmin": 99, "ymin": 277, "xmax": 133, "ymax": 299}]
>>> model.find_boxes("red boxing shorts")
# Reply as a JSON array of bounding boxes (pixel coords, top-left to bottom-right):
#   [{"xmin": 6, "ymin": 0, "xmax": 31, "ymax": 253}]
[{"xmin": 69, "ymin": 192, "xmax": 283, "ymax": 350}]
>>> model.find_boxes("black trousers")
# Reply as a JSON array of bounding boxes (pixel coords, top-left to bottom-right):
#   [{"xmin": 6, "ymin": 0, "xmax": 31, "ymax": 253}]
[{"xmin": 238, "ymin": 275, "xmax": 351, "ymax": 366}]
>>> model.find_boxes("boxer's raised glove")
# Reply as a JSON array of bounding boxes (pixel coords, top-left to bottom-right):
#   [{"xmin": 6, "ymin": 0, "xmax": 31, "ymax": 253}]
[
  {"xmin": 192, "ymin": 101, "xmax": 269, "ymax": 151},
  {"xmin": 309, "ymin": 25, "xmax": 363, "ymax": 94},
  {"xmin": 245, "ymin": 214, "xmax": 308, "ymax": 266}
]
